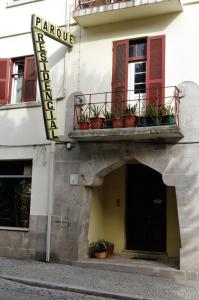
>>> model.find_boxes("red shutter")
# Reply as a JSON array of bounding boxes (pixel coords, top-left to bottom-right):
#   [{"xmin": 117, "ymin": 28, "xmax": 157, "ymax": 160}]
[
  {"xmin": 112, "ymin": 40, "xmax": 128, "ymax": 115},
  {"xmin": 146, "ymin": 35, "xmax": 165, "ymax": 106},
  {"xmin": 22, "ymin": 56, "xmax": 37, "ymax": 102},
  {"xmin": 0, "ymin": 59, "xmax": 11, "ymax": 104}
]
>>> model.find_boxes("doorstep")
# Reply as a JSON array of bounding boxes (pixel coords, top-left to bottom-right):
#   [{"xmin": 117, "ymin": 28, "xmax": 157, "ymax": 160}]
[{"xmin": 69, "ymin": 255, "xmax": 198, "ymax": 281}]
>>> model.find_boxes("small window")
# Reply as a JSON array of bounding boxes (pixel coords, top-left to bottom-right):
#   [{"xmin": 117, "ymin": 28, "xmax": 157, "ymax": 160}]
[
  {"xmin": 0, "ymin": 55, "xmax": 37, "ymax": 104},
  {"xmin": 11, "ymin": 58, "xmax": 25, "ymax": 104},
  {"xmin": 0, "ymin": 160, "xmax": 32, "ymax": 228},
  {"xmin": 134, "ymin": 61, "xmax": 146, "ymax": 94},
  {"xmin": 129, "ymin": 40, "xmax": 146, "ymax": 58}
]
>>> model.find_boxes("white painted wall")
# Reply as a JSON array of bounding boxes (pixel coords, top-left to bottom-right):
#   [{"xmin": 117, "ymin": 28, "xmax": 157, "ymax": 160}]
[
  {"xmin": 68, "ymin": 2, "xmax": 199, "ymax": 95},
  {"xmin": 0, "ymin": 0, "xmax": 69, "ymax": 215}
]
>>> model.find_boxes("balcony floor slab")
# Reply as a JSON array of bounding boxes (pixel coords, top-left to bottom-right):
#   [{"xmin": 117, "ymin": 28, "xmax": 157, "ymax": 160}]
[{"xmin": 68, "ymin": 125, "xmax": 183, "ymax": 143}]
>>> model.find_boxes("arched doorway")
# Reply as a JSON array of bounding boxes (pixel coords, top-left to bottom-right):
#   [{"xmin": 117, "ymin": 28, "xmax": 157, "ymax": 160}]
[{"xmin": 88, "ymin": 161, "xmax": 180, "ymax": 264}]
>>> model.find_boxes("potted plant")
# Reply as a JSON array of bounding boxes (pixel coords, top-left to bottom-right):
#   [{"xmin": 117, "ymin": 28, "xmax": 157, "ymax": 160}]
[
  {"xmin": 162, "ymin": 105, "xmax": 175, "ymax": 125},
  {"xmin": 146, "ymin": 102, "xmax": 163, "ymax": 126},
  {"xmin": 98, "ymin": 239, "xmax": 114, "ymax": 257},
  {"xmin": 89, "ymin": 241, "xmax": 107, "ymax": 259},
  {"xmin": 90, "ymin": 104, "xmax": 104, "ymax": 129},
  {"xmin": 123, "ymin": 104, "xmax": 137, "ymax": 127},
  {"xmin": 79, "ymin": 112, "xmax": 89, "ymax": 130},
  {"xmin": 103, "ymin": 111, "xmax": 113, "ymax": 128},
  {"xmin": 136, "ymin": 108, "xmax": 148, "ymax": 127},
  {"xmin": 112, "ymin": 112, "xmax": 122, "ymax": 128}
]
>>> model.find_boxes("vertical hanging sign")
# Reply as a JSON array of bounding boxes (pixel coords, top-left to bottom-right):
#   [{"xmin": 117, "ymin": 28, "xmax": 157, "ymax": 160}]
[{"xmin": 31, "ymin": 14, "xmax": 74, "ymax": 141}]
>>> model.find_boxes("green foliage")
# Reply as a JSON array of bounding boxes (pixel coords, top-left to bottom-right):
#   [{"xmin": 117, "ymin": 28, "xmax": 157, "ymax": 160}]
[
  {"xmin": 147, "ymin": 103, "xmax": 164, "ymax": 116},
  {"xmin": 88, "ymin": 240, "xmax": 107, "ymax": 256},
  {"xmin": 80, "ymin": 112, "xmax": 89, "ymax": 122},
  {"xmin": 103, "ymin": 111, "xmax": 114, "ymax": 121},
  {"xmin": 112, "ymin": 112, "xmax": 121, "ymax": 119},
  {"xmin": 164, "ymin": 105, "xmax": 174, "ymax": 115},
  {"xmin": 124, "ymin": 104, "xmax": 137, "ymax": 116},
  {"xmin": 90, "ymin": 104, "xmax": 102, "ymax": 118}
]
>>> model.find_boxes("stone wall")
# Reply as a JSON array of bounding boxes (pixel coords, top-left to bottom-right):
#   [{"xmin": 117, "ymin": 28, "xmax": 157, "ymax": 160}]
[
  {"xmin": 51, "ymin": 82, "xmax": 199, "ymax": 272},
  {"xmin": 0, "ymin": 215, "xmax": 47, "ymax": 261}
]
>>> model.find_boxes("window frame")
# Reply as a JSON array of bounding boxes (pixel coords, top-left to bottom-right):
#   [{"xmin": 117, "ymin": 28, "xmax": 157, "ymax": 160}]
[{"xmin": 0, "ymin": 160, "xmax": 32, "ymax": 230}]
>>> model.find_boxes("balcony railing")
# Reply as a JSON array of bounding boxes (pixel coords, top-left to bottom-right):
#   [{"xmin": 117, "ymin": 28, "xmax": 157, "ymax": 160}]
[
  {"xmin": 73, "ymin": 86, "xmax": 180, "ymax": 131},
  {"xmin": 75, "ymin": 0, "xmax": 179, "ymax": 10},
  {"xmin": 75, "ymin": 0, "xmax": 129, "ymax": 10},
  {"xmin": 73, "ymin": 0, "xmax": 183, "ymax": 27}
]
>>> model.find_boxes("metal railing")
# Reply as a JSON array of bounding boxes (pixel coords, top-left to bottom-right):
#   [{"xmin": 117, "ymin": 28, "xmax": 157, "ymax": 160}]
[
  {"xmin": 73, "ymin": 86, "xmax": 180, "ymax": 130},
  {"xmin": 75, "ymin": 0, "xmax": 164, "ymax": 10}
]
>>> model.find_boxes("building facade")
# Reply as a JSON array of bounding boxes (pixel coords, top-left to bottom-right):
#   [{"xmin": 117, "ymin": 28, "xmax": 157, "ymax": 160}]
[{"xmin": 1, "ymin": 0, "xmax": 199, "ymax": 274}]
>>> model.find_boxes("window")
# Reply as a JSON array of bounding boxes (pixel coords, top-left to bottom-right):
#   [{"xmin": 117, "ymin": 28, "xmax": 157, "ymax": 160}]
[
  {"xmin": 0, "ymin": 56, "xmax": 37, "ymax": 105},
  {"xmin": 112, "ymin": 36, "xmax": 165, "ymax": 112},
  {"xmin": 0, "ymin": 160, "xmax": 32, "ymax": 228}
]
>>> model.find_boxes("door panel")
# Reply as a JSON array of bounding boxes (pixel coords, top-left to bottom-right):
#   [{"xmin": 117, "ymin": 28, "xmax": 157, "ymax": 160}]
[{"xmin": 126, "ymin": 164, "xmax": 166, "ymax": 252}]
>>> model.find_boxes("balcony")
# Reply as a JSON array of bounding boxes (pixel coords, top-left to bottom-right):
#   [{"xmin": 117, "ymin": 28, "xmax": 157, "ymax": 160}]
[
  {"xmin": 73, "ymin": 0, "xmax": 183, "ymax": 27},
  {"xmin": 68, "ymin": 86, "xmax": 183, "ymax": 143}
]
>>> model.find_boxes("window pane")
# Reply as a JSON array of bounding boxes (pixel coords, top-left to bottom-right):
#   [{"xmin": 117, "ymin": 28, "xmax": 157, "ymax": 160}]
[
  {"xmin": 135, "ymin": 73, "xmax": 146, "ymax": 84},
  {"xmin": 129, "ymin": 45, "xmax": 136, "ymax": 57},
  {"xmin": 129, "ymin": 41, "xmax": 146, "ymax": 58},
  {"xmin": 135, "ymin": 62, "xmax": 146, "ymax": 73},
  {"xmin": 137, "ymin": 43, "xmax": 146, "ymax": 57},
  {"xmin": 0, "ymin": 178, "xmax": 31, "ymax": 228},
  {"xmin": 134, "ymin": 84, "xmax": 146, "ymax": 94}
]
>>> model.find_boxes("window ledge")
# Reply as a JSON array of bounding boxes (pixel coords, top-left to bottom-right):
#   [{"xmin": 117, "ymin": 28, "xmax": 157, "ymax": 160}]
[
  {"xmin": 0, "ymin": 226, "xmax": 29, "ymax": 232},
  {"xmin": 0, "ymin": 101, "xmax": 41, "ymax": 110},
  {"xmin": 6, "ymin": 0, "xmax": 44, "ymax": 8}
]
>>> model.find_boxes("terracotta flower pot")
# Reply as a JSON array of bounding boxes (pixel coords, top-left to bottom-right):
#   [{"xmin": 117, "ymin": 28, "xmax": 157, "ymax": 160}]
[
  {"xmin": 90, "ymin": 117, "xmax": 104, "ymax": 129},
  {"xmin": 79, "ymin": 121, "xmax": 89, "ymax": 130},
  {"xmin": 123, "ymin": 115, "xmax": 135, "ymax": 127},
  {"xmin": 112, "ymin": 118, "xmax": 122, "ymax": 128},
  {"xmin": 94, "ymin": 251, "xmax": 107, "ymax": 259}
]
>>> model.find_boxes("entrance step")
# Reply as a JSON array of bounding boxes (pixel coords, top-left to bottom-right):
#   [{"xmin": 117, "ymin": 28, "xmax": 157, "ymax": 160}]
[
  {"xmin": 121, "ymin": 250, "xmax": 169, "ymax": 263},
  {"xmin": 70, "ymin": 255, "xmax": 186, "ymax": 281}
]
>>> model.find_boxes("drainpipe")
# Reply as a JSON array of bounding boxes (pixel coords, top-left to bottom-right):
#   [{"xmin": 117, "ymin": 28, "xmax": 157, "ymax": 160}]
[{"xmin": 46, "ymin": 141, "xmax": 55, "ymax": 262}]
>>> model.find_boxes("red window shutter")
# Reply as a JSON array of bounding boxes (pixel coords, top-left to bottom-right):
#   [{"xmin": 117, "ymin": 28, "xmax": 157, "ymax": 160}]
[
  {"xmin": 112, "ymin": 40, "xmax": 128, "ymax": 114},
  {"xmin": 22, "ymin": 56, "xmax": 37, "ymax": 102},
  {"xmin": 146, "ymin": 35, "xmax": 165, "ymax": 106},
  {"xmin": 0, "ymin": 59, "xmax": 11, "ymax": 104}
]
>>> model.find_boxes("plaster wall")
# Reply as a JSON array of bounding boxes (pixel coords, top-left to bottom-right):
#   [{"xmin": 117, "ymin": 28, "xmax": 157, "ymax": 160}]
[{"xmin": 68, "ymin": 2, "xmax": 199, "ymax": 97}]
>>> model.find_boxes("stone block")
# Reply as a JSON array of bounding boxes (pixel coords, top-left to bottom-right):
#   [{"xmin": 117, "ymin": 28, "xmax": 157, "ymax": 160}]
[
  {"xmin": 178, "ymin": 205, "xmax": 199, "ymax": 228},
  {"xmin": 12, "ymin": 232, "xmax": 24, "ymax": 249},
  {"xmin": 185, "ymin": 271, "xmax": 198, "ymax": 281},
  {"xmin": 180, "ymin": 247, "xmax": 199, "ymax": 271},
  {"xmin": 180, "ymin": 227, "xmax": 199, "ymax": 249},
  {"xmin": 0, "ymin": 231, "xmax": 13, "ymax": 248}
]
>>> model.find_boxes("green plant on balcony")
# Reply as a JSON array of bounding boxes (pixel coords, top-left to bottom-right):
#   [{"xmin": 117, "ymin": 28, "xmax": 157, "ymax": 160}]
[
  {"xmin": 112, "ymin": 112, "xmax": 122, "ymax": 128},
  {"xmin": 147, "ymin": 102, "xmax": 164, "ymax": 126},
  {"xmin": 79, "ymin": 112, "xmax": 89, "ymax": 130},
  {"xmin": 123, "ymin": 104, "xmax": 137, "ymax": 127},
  {"xmin": 103, "ymin": 111, "xmax": 114, "ymax": 128},
  {"xmin": 90, "ymin": 104, "xmax": 104, "ymax": 129},
  {"xmin": 162, "ymin": 104, "xmax": 175, "ymax": 125}
]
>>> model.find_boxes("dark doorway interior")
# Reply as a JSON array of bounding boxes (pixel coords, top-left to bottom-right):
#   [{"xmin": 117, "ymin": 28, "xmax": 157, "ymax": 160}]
[{"xmin": 126, "ymin": 164, "xmax": 166, "ymax": 253}]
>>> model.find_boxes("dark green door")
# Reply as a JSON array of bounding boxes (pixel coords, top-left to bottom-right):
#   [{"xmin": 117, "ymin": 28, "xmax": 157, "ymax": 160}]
[{"xmin": 126, "ymin": 164, "xmax": 166, "ymax": 252}]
